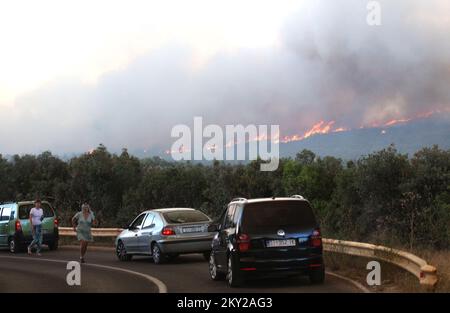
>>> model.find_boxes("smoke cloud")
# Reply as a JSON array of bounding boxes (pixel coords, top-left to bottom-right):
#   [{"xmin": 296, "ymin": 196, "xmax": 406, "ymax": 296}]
[{"xmin": 1, "ymin": 0, "xmax": 449, "ymax": 154}]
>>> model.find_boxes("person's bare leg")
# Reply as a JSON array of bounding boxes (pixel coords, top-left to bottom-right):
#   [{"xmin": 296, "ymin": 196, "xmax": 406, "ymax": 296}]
[
  {"xmin": 80, "ymin": 240, "xmax": 86, "ymax": 262},
  {"xmin": 82, "ymin": 241, "xmax": 88, "ymax": 257},
  {"xmin": 80, "ymin": 241, "xmax": 89, "ymax": 263}
]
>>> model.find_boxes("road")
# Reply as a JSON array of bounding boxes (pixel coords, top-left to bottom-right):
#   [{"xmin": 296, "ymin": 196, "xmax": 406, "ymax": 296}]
[{"xmin": 0, "ymin": 247, "xmax": 365, "ymax": 293}]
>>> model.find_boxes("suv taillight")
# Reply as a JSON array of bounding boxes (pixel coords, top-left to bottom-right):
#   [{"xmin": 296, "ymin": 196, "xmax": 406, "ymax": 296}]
[
  {"xmin": 310, "ymin": 228, "xmax": 322, "ymax": 247},
  {"xmin": 162, "ymin": 227, "xmax": 176, "ymax": 236},
  {"xmin": 15, "ymin": 220, "xmax": 22, "ymax": 232},
  {"xmin": 54, "ymin": 218, "xmax": 59, "ymax": 228},
  {"xmin": 237, "ymin": 233, "xmax": 250, "ymax": 252}
]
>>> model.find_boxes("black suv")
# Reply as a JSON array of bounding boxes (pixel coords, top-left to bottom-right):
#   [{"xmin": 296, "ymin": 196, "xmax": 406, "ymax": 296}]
[{"xmin": 208, "ymin": 196, "xmax": 324, "ymax": 287}]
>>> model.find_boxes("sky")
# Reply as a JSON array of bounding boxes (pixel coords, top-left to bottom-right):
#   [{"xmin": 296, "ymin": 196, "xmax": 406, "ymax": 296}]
[{"xmin": 0, "ymin": 0, "xmax": 449, "ymax": 155}]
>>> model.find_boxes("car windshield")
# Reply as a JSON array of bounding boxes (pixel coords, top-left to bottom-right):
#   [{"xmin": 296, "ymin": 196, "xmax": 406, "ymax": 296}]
[
  {"xmin": 163, "ymin": 210, "xmax": 209, "ymax": 224},
  {"xmin": 19, "ymin": 203, "xmax": 54, "ymax": 220},
  {"xmin": 241, "ymin": 200, "xmax": 317, "ymax": 232}
]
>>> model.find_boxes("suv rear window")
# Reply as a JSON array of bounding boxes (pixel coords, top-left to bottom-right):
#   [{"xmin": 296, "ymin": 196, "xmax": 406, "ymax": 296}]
[
  {"xmin": 18, "ymin": 203, "xmax": 55, "ymax": 220},
  {"xmin": 241, "ymin": 200, "xmax": 317, "ymax": 232},
  {"xmin": 163, "ymin": 210, "xmax": 209, "ymax": 224}
]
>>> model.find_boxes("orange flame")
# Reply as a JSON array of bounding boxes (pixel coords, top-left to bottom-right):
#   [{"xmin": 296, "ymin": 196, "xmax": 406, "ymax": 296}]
[
  {"xmin": 280, "ymin": 109, "xmax": 449, "ymax": 145},
  {"xmin": 333, "ymin": 127, "xmax": 348, "ymax": 133},
  {"xmin": 365, "ymin": 109, "xmax": 446, "ymax": 128},
  {"xmin": 281, "ymin": 121, "xmax": 338, "ymax": 143},
  {"xmin": 383, "ymin": 118, "xmax": 411, "ymax": 127}
]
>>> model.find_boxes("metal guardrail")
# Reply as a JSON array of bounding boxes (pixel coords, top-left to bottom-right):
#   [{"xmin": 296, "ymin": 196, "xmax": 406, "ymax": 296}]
[
  {"xmin": 58, "ymin": 227, "xmax": 438, "ymax": 289},
  {"xmin": 59, "ymin": 227, "xmax": 122, "ymax": 237},
  {"xmin": 323, "ymin": 239, "xmax": 438, "ymax": 289}
]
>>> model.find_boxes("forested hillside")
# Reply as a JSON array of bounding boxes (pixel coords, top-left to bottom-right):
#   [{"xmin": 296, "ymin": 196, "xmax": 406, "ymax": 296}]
[{"xmin": 0, "ymin": 144, "xmax": 448, "ymax": 250}]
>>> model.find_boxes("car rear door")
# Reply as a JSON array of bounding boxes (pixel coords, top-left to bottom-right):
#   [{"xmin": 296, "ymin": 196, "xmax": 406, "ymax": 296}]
[
  {"xmin": 0, "ymin": 206, "xmax": 9, "ymax": 246},
  {"xmin": 18, "ymin": 204, "xmax": 33, "ymax": 238}
]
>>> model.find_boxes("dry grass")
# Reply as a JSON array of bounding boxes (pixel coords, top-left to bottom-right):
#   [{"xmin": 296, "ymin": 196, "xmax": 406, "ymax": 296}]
[{"xmin": 415, "ymin": 250, "xmax": 450, "ymax": 293}]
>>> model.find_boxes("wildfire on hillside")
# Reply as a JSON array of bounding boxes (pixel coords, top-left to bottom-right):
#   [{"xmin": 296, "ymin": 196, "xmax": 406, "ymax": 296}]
[
  {"xmin": 281, "ymin": 109, "xmax": 447, "ymax": 144},
  {"xmin": 164, "ymin": 109, "xmax": 448, "ymax": 155}
]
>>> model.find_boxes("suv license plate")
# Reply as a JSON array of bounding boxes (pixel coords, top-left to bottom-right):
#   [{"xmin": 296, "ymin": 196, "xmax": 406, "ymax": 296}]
[
  {"xmin": 266, "ymin": 239, "xmax": 296, "ymax": 248},
  {"xmin": 182, "ymin": 226, "xmax": 202, "ymax": 233}
]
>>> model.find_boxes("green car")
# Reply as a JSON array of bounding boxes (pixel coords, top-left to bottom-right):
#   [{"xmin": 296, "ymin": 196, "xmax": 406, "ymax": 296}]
[{"xmin": 0, "ymin": 201, "xmax": 59, "ymax": 253}]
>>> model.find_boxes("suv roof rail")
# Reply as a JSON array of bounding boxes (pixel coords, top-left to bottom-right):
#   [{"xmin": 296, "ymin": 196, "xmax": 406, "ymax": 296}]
[
  {"xmin": 291, "ymin": 194, "xmax": 305, "ymax": 199},
  {"xmin": 231, "ymin": 197, "xmax": 247, "ymax": 202}
]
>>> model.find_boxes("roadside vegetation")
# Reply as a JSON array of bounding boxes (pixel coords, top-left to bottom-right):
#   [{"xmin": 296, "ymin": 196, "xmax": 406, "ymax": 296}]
[{"xmin": 0, "ymin": 144, "xmax": 448, "ymax": 289}]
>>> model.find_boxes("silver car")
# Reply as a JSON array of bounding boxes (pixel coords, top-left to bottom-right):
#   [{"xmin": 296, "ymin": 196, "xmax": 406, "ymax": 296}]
[{"xmin": 115, "ymin": 208, "xmax": 216, "ymax": 264}]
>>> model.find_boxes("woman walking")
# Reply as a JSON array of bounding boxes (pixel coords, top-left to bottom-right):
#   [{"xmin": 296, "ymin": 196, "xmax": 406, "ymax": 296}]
[{"xmin": 72, "ymin": 203, "xmax": 96, "ymax": 263}]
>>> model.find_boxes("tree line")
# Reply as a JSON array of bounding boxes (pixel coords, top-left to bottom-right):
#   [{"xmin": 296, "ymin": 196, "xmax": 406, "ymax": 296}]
[{"xmin": 0, "ymin": 144, "xmax": 448, "ymax": 250}]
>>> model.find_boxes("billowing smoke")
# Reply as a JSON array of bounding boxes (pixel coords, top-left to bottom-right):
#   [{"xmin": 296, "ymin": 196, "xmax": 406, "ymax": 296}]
[
  {"xmin": 1, "ymin": 0, "xmax": 449, "ymax": 154},
  {"xmin": 281, "ymin": 0, "xmax": 450, "ymax": 127}
]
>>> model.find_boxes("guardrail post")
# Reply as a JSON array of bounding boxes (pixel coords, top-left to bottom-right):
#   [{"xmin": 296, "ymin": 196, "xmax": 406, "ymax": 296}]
[{"xmin": 420, "ymin": 265, "xmax": 438, "ymax": 291}]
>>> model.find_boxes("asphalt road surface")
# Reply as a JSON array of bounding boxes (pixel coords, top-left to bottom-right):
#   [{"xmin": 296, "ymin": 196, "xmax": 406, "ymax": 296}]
[{"xmin": 0, "ymin": 247, "xmax": 364, "ymax": 293}]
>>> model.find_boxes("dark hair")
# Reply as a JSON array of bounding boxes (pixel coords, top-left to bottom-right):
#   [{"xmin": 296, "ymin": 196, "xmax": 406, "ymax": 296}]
[{"xmin": 35, "ymin": 199, "xmax": 42, "ymax": 204}]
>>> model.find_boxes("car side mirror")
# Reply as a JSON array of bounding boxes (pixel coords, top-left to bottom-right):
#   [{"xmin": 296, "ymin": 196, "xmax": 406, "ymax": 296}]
[{"xmin": 208, "ymin": 223, "xmax": 221, "ymax": 232}]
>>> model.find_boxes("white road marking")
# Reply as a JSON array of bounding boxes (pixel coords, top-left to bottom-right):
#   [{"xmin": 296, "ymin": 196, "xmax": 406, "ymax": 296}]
[
  {"xmin": 0, "ymin": 255, "xmax": 168, "ymax": 293},
  {"xmin": 326, "ymin": 271, "xmax": 370, "ymax": 293}
]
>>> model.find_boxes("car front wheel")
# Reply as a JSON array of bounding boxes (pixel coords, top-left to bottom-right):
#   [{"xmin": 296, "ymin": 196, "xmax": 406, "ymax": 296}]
[
  {"xmin": 227, "ymin": 254, "xmax": 243, "ymax": 287},
  {"xmin": 116, "ymin": 241, "xmax": 132, "ymax": 261},
  {"xmin": 209, "ymin": 252, "xmax": 225, "ymax": 281}
]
